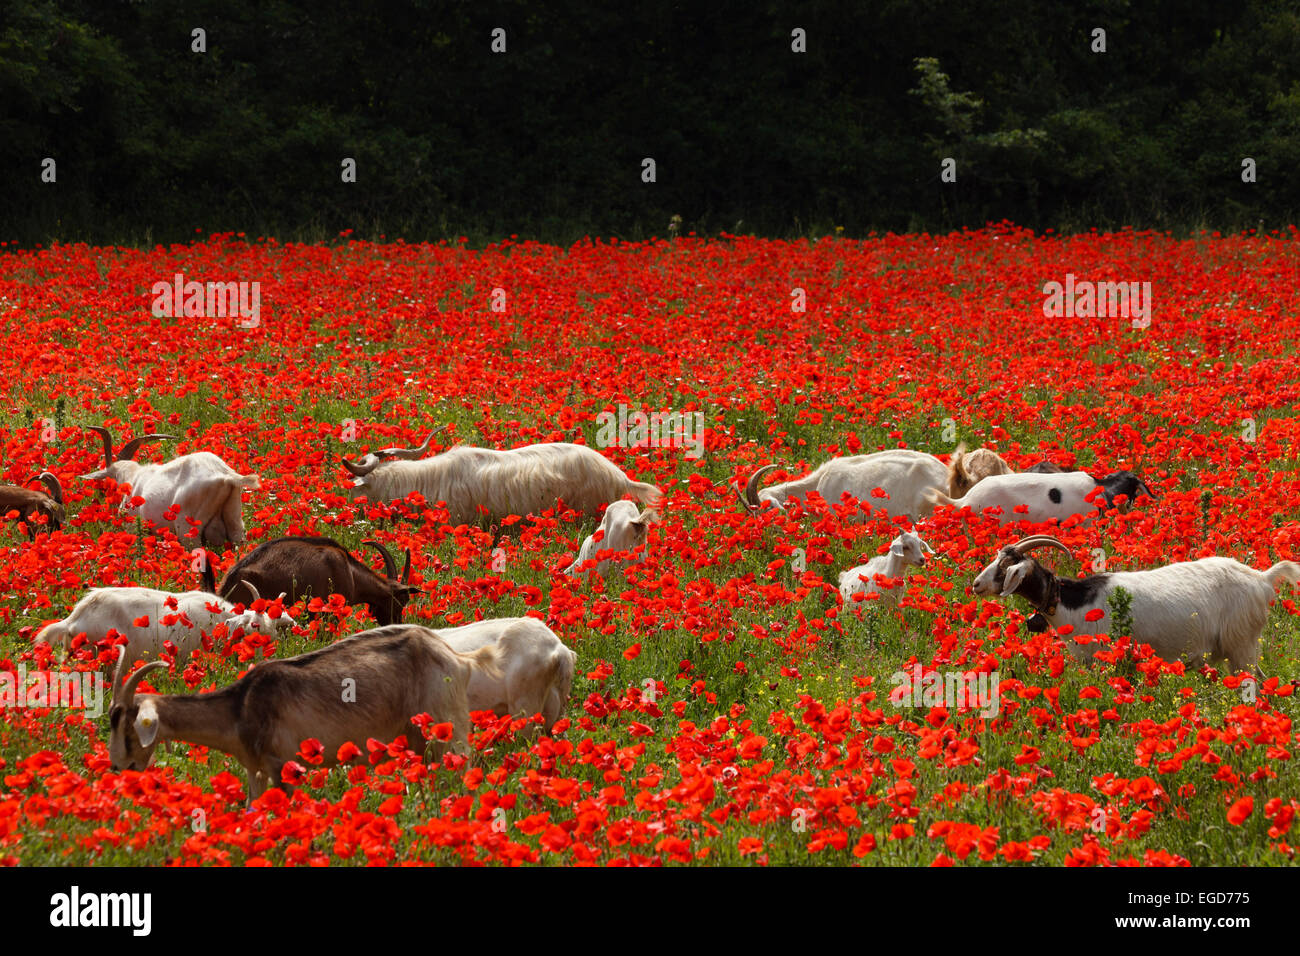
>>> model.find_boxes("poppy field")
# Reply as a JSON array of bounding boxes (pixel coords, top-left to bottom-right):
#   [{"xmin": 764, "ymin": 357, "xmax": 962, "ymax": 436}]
[{"xmin": 2, "ymin": 224, "xmax": 1299, "ymax": 867}]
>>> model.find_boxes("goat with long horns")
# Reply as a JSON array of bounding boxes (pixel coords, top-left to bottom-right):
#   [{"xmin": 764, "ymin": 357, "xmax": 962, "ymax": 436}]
[
  {"xmin": 108, "ymin": 626, "xmax": 498, "ymax": 805},
  {"xmin": 973, "ymin": 535, "xmax": 1299, "ymax": 680},
  {"xmin": 342, "ymin": 426, "xmax": 661, "ymax": 527},
  {"xmin": 204, "ymin": 536, "xmax": 421, "ymax": 626},
  {"xmin": 81, "ymin": 426, "xmax": 260, "ymax": 548},
  {"xmin": 0, "ymin": 471, "xmax": 64, "ymax": 539}
]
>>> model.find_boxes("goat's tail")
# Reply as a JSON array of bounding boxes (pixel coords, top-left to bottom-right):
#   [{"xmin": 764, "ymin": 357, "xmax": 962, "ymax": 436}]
[
  {"xmin": 463, "ymin": 645, "xmax": 503, "ymax": 681},
  {"xmin": 628, "ymin": 480, "xmax": 663, "ymax": 508},
  {"xmin": 924, "ymin": 487, "xmax": 956, "ymax": 508},
  {"xmin": 1263, "ymin": 561, "xmax": 1300, "ymax": 590},
  {"xmin": 948, "ymin": 443, "xmax": 968, "ymax": 475}
]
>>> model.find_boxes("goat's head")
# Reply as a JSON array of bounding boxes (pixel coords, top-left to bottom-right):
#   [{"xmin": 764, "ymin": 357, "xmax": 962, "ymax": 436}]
[
  {"xmin": 226, "ymin": 581, "xmax": 297, "ymax": 634},
  {"xmin": 340, "ymin": 427, "xmax": 448, "ymax": 479},
  {"xmin": 972, "ymin": 535, "xmax": 1073, "ymax": 598},
  {"xmin": 80, "ymin": 426, "xmax": 177, "ymax": 481},
  {"xmin": 737, "ymin": 464, "xmax": 780, "ymax": 515},
  {"xmin": 890, "ymin": 530, "xmax": 935, "ymax": 568},
  {"xmin": 1096, "ymin": 470, "xmax": 1156, "ymax": 512},
  {"xmin": 108, "ymin": 646, "xmax": 169, "ymax": 771},
  {"xmin": 361, "ymin": 539, "xmax": 422, "ymax": 620},
  {"xmin": 947, "ymin": 445, "xmax": 1013, "ymax": 498},
  {"xmin": 628, "ymin": 506, "xmax": 657, "ymax": 545},
  {"xmin": 601, "ymin": 501, "xmax": 657, "ymax": 554}
]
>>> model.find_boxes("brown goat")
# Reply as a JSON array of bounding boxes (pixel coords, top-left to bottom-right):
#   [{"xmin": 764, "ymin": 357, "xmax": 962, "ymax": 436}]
[
  {"xmin": 946, "ymin": 444, "xmax": 1013, "ymax": 497},
  {"xmin": 0, "ymin": 472, "xmax": 64, "ymax": 539},
  {"xmin": 108, "ymin": 626, "xmax": 498, "ymax": 804},
  {"xmin": 205, "ymin": 536, "xmax": 420, "ymax": 626}
]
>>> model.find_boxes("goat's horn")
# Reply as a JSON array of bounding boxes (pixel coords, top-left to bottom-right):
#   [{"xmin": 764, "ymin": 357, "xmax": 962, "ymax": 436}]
[
  {"xmin": 1010, "ymin": 535, "xmax": 1073, "ymax": 557},
  {"xmin": 379, "ymin": 426, "xmax": 447, "ymax": 461},
  {"xmin": 340, "ymin": 456, "xmax": 380, "ymax": 478},
  {"xmin": 241, "ymin": 580, "xmax": 261, "ymax": 603},
  {"xmin": 85, "ymin": 425, "xmax": 116, "ymax": 468},
  {"xmin": 117, "ymin": 648, "xmax": 168, "ymax": 706},
  {"xmin": 27, "ymin": 472, "xmax": 63, "ymax": 504},
  {"xmin": 401, "ymin": 547, "xmax": 412, "ymax": 585},
  {"xmin": 112, "ymin": 644, "xmax": 128, "ymax": 697},
  {"xmin": 738, "ymin": 464, "xmax": 778, "ymax": 514},
  {"xmin": 117, "ymin": 434, "xmax": 178, "ymax": 462},
  {"xmin": 362, "ymin": 539, "xmax": 398, "ymax": 580}
]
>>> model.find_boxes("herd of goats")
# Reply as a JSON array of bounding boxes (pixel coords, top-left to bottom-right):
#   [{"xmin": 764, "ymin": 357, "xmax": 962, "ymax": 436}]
[{"xmin": 2, "ymin": 425, "xmax": 1297, "ymax": 804}]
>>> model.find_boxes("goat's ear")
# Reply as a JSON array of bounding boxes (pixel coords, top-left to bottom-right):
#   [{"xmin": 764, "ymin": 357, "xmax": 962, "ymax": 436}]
[
  {"xmin": 922, "ymin": 539, "xmax": 936, "ymax": 554},
  {"xmin": 80, "ymin": 469, "xmax": 110, "ymax": 481},
  {"xmin": 1000, "ymin": 560, "xmax": 1032, "ymax": 596},
  {"xmin": 890, "ymin": 543, "xmax": 906, "ymax": 556},
  {"xmin": 134, "ymin": 699, "xmax": 161, "ymax": 747}
]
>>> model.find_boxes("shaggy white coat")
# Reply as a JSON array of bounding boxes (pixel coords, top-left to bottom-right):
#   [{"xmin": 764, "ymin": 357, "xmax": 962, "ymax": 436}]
[{"xmin": 351, "ymin": 442, "xmax": 661, "ymax": 524}]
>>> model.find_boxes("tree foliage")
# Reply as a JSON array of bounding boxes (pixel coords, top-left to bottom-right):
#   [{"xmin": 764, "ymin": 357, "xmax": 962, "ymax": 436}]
[{"xmin": 2, "ymin": 0, "xmax": 1297, "ymax": 243}]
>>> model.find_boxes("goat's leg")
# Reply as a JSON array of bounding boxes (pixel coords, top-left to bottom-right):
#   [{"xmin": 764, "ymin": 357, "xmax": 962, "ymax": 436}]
[
  {"xmin": 246, "ymin": 768, "xmax": 269, "ymax": 808},
  {"xmin": 220, "ymin": 485, "xmax": 244, "ymax": 545},
  {"xmin": 198, "ymin": 512, "xmax": 222, "ymax": 550},
  {"xmin": 543, "ymin": 687, "xmax": 566, "ymax": 731},
  {"xmin": 261, "ymin": 758, "xmax": 297, "ymax": 799}
]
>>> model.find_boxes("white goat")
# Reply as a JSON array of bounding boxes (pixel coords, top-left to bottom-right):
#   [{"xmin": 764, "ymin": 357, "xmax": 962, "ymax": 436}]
[
  {"xmin": 739, "ymin": 449, "xmax": 948, "ymax": 522},
  {"xmin": 565, "ymin": 500, "xmax": 656, "ymax": 578},
  {"xmin": 343, "ymin": 432, "xmax": 661, "ymax": 525},
  {"xmin": 972, "ymin": 535, "xmax": 1300, "ymax": 678},
  {"xmin": 435, "ymin": 617, "xmax": 577, "ymax": 737},
  {"xmin": 34, "ymin": 583, "xmax": 295, "ymax": 670},
  {"xmin": 926, "ymin": 471, "xmax": 1107, "ymax": 526},
  {"xmin": 839, "ymin": 530, "xmax": 935, "ymax": 607},
  {"xmin": 108, "ymin": 626, "xmax": 498, "ymax": 804},
  {"xmin": 82, "ymin": 426, "xmax": 259, "ymax": 547}
]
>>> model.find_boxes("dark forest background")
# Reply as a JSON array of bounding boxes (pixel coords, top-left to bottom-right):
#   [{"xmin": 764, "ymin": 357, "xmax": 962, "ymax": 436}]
[{"xmin": 3, "ymin": 0, "xmax": 1299, "ymax": 244}]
